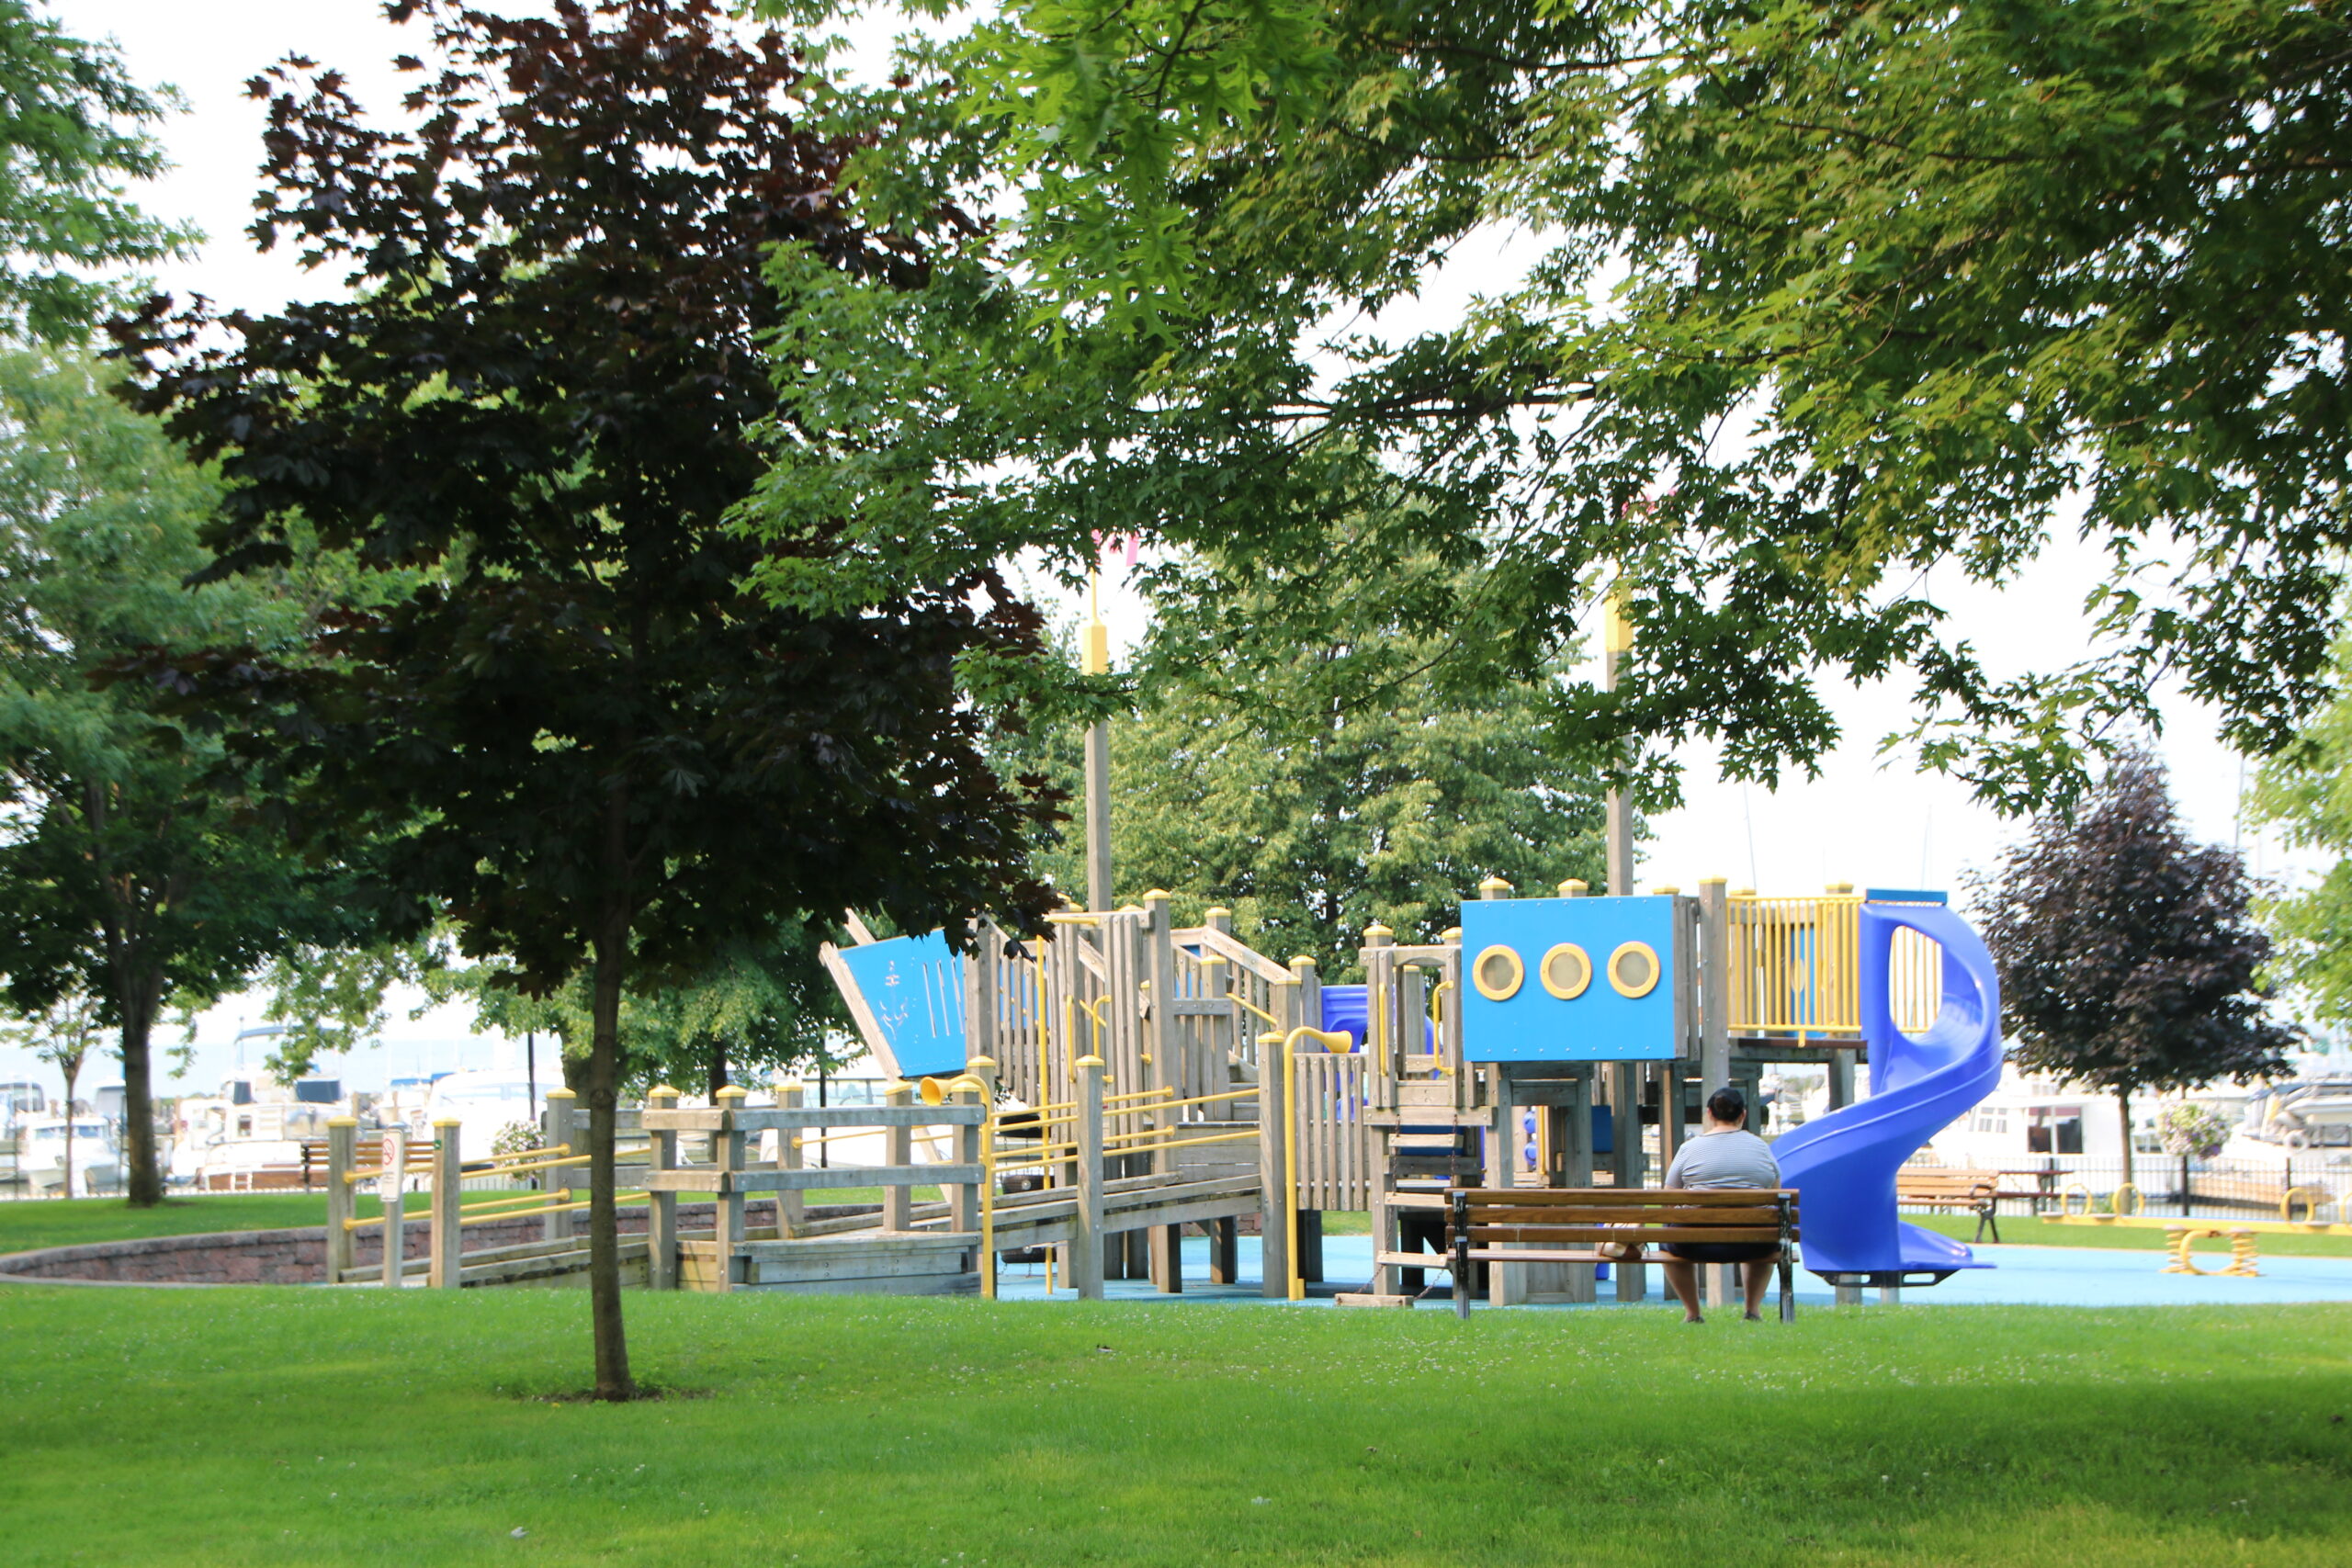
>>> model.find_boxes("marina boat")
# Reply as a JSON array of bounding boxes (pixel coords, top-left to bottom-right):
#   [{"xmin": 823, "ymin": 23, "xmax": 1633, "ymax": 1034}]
[
  {"xmin": 17, "ymin": 1114, "xmax": 122, "ymax": 1195},
  {"xmin": 168, "ymin": 1076, "xmax": 352, "ymax": 1190}
]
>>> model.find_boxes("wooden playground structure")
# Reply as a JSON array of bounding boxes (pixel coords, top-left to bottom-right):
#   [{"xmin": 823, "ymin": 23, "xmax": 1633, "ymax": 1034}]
[{"xmin": 314, "ymin": 878, "xmax": 1948, "ymax": 1307}]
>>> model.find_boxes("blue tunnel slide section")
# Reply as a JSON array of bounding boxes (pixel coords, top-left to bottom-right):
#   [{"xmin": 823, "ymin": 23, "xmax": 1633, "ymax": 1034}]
[{"xmin": 1769, "ymin": 903, "xmax": 2006, "ymax": 1284}]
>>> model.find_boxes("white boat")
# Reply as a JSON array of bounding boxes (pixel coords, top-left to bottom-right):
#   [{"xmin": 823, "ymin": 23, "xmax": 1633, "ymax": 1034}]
[
  {"xmin": 168, "ymin": 1078, "xmax": 351, "ymax": 1190},
  {"xmin": 17, "ymin": 1115, "xmax": 121, "ymax": 1196},
  {"xmin": 418, "ymin": 1069, "xmax": 542, "ymax": 1162}
]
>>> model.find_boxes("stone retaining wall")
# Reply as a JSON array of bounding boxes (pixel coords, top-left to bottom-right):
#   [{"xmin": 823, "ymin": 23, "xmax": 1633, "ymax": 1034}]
[{"xmin": 0, "ymin": 1199, "xmax": 837, "ymax": 1286}]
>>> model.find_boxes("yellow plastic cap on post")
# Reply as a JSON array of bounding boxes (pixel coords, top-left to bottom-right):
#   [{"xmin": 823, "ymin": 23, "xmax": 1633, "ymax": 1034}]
[
  {"xmin": 1074, "ymin": 1055, "xmax": 1104, "ymax": 1069},
  {"xmin": 327, "ymin": 1116, "xmax": 360, "ymax": 1128},
  {"xmin": 1082, "ymin": 620, "xmax": 1110, "ymax": 675},
  {"xmin": 1442, "ymin": 926, "xmax": 1463, "ymax": 943},
  {"xmin": 1558, "ymin": 879, "xmax": 1588, "ymax": 897},
  {"xmin": 715, "ymin": 1085, "xmax": 748, "ymax": 1100},
  {"xmin": 1142, "ymin": 889, "xmax": 1172, "ymax": 901},
  {"xmin": 433, "ymin": 1116, "xmax": 463, "ymax": 1129},
  {"xmin": 545, "ymin": 1087, "xmax": 576, "ymax": 1099},
  {"xmin": 1478, "ymin": 875, "xmax": 1513, "ymax": 893},
  {"xmin": 967, "ymin": 1055, "xmax": 997, "ymax": 1072},
  {"xmin": 1290, "ymin": 956, "xmax": 1317, "ymax": 968}
]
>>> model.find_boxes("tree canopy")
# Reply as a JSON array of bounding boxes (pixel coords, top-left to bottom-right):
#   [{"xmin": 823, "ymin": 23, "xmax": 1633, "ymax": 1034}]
[
  {"xmin": 0, "ymin": 1, "xmax": 192, "ymax": 340},
  {"xmin": 1973, "ymin": 748, "xmax": 2297, "ymax": 1184},
  {"xmin": 110, "ymin": 0, "xmax": 1057, "ymax": 1401},
  {"xmin": 1005, "ymin": 547, "xmax": 1614, "ymax": 976},
  {"xmin": 744, "ymin": 0, "xmax": 2352, "ymax": 814},
  {"xmin": 2247, "ymin": 634, "xmax": 2352, "ymax": 1028},
  {"xmin": 0, "ymin": 350, "xmax": 365, "ymax": 1205}
]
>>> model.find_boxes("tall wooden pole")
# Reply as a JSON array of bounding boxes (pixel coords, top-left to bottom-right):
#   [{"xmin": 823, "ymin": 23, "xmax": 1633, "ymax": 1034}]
[
  {"xmin": 1603, "ymin": 581, "xmax": 1635, "ymax": 898},
  {"xmin": 1082, "ymin": 569, "xmax": 1114, "ymax": 911}
]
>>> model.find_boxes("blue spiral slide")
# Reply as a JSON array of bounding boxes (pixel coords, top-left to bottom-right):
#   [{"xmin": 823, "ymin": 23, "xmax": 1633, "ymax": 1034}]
[{"xmin": 1770, "ymin": 902, "xmax": 2006, "ymax": 1286}]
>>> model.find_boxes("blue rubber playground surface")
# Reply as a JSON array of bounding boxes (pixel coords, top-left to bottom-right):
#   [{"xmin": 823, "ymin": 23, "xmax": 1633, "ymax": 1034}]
[{"xmin": 992, "ymin": 1231, "xmax": 2352, "ymax": 1309}]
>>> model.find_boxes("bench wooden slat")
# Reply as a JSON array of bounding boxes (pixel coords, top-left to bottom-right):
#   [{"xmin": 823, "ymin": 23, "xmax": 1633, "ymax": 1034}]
[
  {"xmin": 1471, "ymin": 1224, "xmax": 1787, "ymax": 1245},
  {"xmin": 1467, "ymin": 1213, "xmax": 1778, "ymax": 1232},
  {"xmin": 1455, "ymin": 1187, "xmax": 1789, "ymax": 1206}
]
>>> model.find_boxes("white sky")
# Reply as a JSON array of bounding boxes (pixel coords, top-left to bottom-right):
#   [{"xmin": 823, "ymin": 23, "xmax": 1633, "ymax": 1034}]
[{"xmin": 6, "ymin": 1, "xmax": 2328, "ymax": 1101}]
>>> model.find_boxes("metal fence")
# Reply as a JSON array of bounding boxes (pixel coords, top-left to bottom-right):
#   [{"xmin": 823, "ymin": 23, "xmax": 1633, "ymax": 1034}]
[{"xmin": 1900, "ymin": 1155, "xmax": 2352, "ymax": 1224}]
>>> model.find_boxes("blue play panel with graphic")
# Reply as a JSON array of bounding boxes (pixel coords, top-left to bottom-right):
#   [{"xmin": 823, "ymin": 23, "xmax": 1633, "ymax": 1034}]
[{"xmin": 1457, "ymin": 896, "xmax": 1686, "ymax": 1063}]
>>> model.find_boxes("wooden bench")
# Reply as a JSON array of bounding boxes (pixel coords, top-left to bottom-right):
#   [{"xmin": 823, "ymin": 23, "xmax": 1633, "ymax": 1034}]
[
  {"xmin": 1895, "ymin": 1169, "xmax": 2004, "ymax": 1241},
  {"xmin": 1446, "ymin": 1187, "xmax": 1800, "ymax": 1321}
]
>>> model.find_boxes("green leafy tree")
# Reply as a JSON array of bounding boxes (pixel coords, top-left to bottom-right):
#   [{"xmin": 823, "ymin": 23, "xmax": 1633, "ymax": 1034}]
[
  {"xmin": 1973, "ymin": 749, "xmax": 2298, "ymax": 1189},
  {"xmin": 0, "ymin": 0, "xmax": 193, "ymax": 339},
  {"xmin": 1008, "ymin": 549, "xmax": 1614, "ymax": 976},
  {"xmin": 115, "ymin": 0, "xmax": 1056, "ymax": 1400},
  {"xmin": 0, "ymin": 350, "xmax": 365, "ymax": 1206},
  {"xmin": 440, "ymin": 919, "xmax": 852, "ymax": 1100},
  {"xmin": 747, "ymin": 0, "xmax": 2352, "ymax": 813},
  {"xmin": 2248, "ymin": 636, "xmax": 2352, "ymax": 1026},
  {"xmin": 0, "ymin": 992, "xmax": 99, "ymax": 1188}
]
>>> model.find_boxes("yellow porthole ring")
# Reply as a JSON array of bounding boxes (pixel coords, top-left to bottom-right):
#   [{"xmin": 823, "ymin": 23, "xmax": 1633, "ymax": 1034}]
[
  {"xmin": 1539, "ymin": 942, "xmax": 1592, "ymax": 1000},
  {"xmin": 1608, "ymin": 941, "xmax": 1662, "ymax": 999},
  {"xmin": 1471, "ymin": 944, "xmax": 1525, "ymax": 1001}
]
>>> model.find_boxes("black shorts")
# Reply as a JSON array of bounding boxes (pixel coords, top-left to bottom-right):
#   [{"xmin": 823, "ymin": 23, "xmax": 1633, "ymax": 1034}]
[{"xmin": 1661, "ymin": 1241, "xmax": 1781, "ymax": 1263}]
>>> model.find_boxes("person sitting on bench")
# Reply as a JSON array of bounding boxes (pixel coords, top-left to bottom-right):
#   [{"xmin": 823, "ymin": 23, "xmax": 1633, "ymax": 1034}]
[{"xmin": 1658, "ymin": 1087, "xmax": 1781, "ymax": 1325}]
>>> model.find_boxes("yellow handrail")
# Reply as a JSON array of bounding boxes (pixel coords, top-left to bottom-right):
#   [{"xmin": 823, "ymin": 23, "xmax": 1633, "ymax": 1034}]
[
  {"xmin": 1103, "ymin": 1128, "xmax": 1260, "ymax": 1155},
  {"xmin": 458, "ymin": 1191, "xmax": 649, "ymax": 1227}
]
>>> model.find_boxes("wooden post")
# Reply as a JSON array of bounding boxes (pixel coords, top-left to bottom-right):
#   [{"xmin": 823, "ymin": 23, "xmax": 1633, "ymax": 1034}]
[
  {"xmin": 1072, "ymin": 1054, "xmax": 1106, "ymax": 1299},
  {"xmin": 953, "ymin": 1078, "xmax": 981, "ymax": 1236},
  {"xmin": 379, "ymin": 1127, "xmax": 407, "ymax": 1289},
  {"xmin": 1828, "ymin": 1050, "xmax": 1857, "ymax": 1111},
  {"xmin": 1697, "ymin": 877, "xmax": 1736, "ymax": 1309},
  {"xmin": 1477, "ymin": 879, "xmax": 1522, "ymax": 1307},
  {"xmin": 775, "ymin": 1080, "xmax": 806, "ymax": 1238},
  {"xmin": 1255, "ymin": 1029, "xmax": 1290, "ymax": 1299},
  {"xmin": 715, "ymin": 1084, "xmax": 747, "ymax": 1292},
  {"xmin": 1698, "ymin": 878, "xmax": 1731, "ymax": 1094},
  {"xmin": 541, "ymin": 1087, "xmax": 577, "ymax": 1243},
  {"xmin": 1602, "ymin": 584, "xmax": 1635, "ymax": 897},
  {"xmin": 883, "ymin": 1081, "xmax": 913, "ymax": 1232},
  {"xmin": 324, "ymin": 1118, "xmax": 357, "ymax": 1283},
  {"xmin": 1144, "ymin": 891, "xmax": 1183, "ymax": 1292},
  {"xmin": 1564, "ymin": 1067, "xmax": 1597, "ymax": 1303},
  {"xmin": 963, "ymin": 917, "xmax": 1000, "ymax": 1071},
  {"xmin": 1081, "ymin": 591, "xmax": 1115, "ymax": 909},
  {"xmin": 646, "ymin": 1085, "xmax": 678, "ymax": 1291},
  {"xmin": 428, "ymin": 1119, "xmax": 464, "ymax": 1289},
  {"xmin": 968, "ymin": 1055, "xmax": 1000, "ymax": 1298}
]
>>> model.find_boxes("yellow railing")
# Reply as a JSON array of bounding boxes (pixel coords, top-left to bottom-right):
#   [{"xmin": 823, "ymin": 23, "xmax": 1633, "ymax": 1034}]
[{"xmin": 1726, "ymin": 894, "xmax": 1941, "ymax": 1037}]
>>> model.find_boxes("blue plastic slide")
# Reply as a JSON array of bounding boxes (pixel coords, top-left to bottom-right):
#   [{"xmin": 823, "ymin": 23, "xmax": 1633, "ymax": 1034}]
[{"xmin": 1770, "ymin": 902, "xmax": 2005, "ymax": 1283}]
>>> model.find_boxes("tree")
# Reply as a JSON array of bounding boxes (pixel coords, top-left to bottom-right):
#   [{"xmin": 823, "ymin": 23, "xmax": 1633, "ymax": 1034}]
[
  {"xmin": 113, "ymin": 0, "xmax": 1057, "ymax": 1400},
  {"xmin": 0, "ymin": 0, "xmax": 192, "ymax": 340},
  {"xmin": 1005, "ymin": 548, "xmax": 1615, "ymax": 976},
  {"xmin": 437, "ymin": 919, "xmax": 852, "ymax": 1100},
  {"xmin": 2246, "ymin": 635, "xmax": 2352, "ymax": 1026},
  {"xmin": 744, "ymin": 0, "xmax": 2352, "ymax": 813},
  {"xmin": 0, "ymin": 349, "xmax": 366, "ymax": 1206},
  {"xmin": 1973, "ymin": 749, "xmax": 2297, "ymax": 1188},
  {"xmin": 1, "ymin": 992, "xmax": 100, "ymax": 1190}
]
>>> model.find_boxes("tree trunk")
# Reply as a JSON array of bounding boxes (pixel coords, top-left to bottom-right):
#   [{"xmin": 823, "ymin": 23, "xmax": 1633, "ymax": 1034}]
[
  {"xmin": 2116, "ymin": 1088, "xmax": 2134, "ymax": 1196},
  {"xmin": 706, "ymin": 1039, "xmax": 728, "ymax": 1101},
  {"xmin": 59, "ymin": 1053, "xmax": 81, "ymax": 1200},
  {"xmin": 117, "ymin": 973, "xmax": 165, "ymax": 1207},
  {"xmin": 585, "ymin": 927, "xmax": 633, "ymax": 1401}
]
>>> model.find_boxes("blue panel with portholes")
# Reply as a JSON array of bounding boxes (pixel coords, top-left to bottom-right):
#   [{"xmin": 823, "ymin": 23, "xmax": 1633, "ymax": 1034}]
[{"xmin": 1458, "ymin": 896, "xmax": 1686, "ymax": 1062}]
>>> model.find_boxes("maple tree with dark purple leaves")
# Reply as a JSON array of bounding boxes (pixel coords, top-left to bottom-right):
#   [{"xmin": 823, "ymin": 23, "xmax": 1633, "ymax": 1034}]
[
  {"xmin": 1973, "ymin": 749, "xmax": 2297, "ymax": 1190},
  {"xmin": 108, "ymin": 0, "xmax": 1058, "ymax": 1401}
]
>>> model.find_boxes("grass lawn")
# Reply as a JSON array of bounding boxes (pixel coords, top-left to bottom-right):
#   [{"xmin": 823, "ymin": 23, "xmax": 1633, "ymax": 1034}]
[
  {"xmin": 1910, "ymin": 1212, "xmax": 2352, "ymax": 1257},
  {"xmin": 3, "ymin": 1286, "xmax": 2349, "ymax": 1566}
]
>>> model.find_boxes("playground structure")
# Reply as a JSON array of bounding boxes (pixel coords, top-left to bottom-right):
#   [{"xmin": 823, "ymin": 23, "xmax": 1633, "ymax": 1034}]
[{"xmin": 312, "ymin": 879, "xmax": 2004, "ymax": 1303}]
